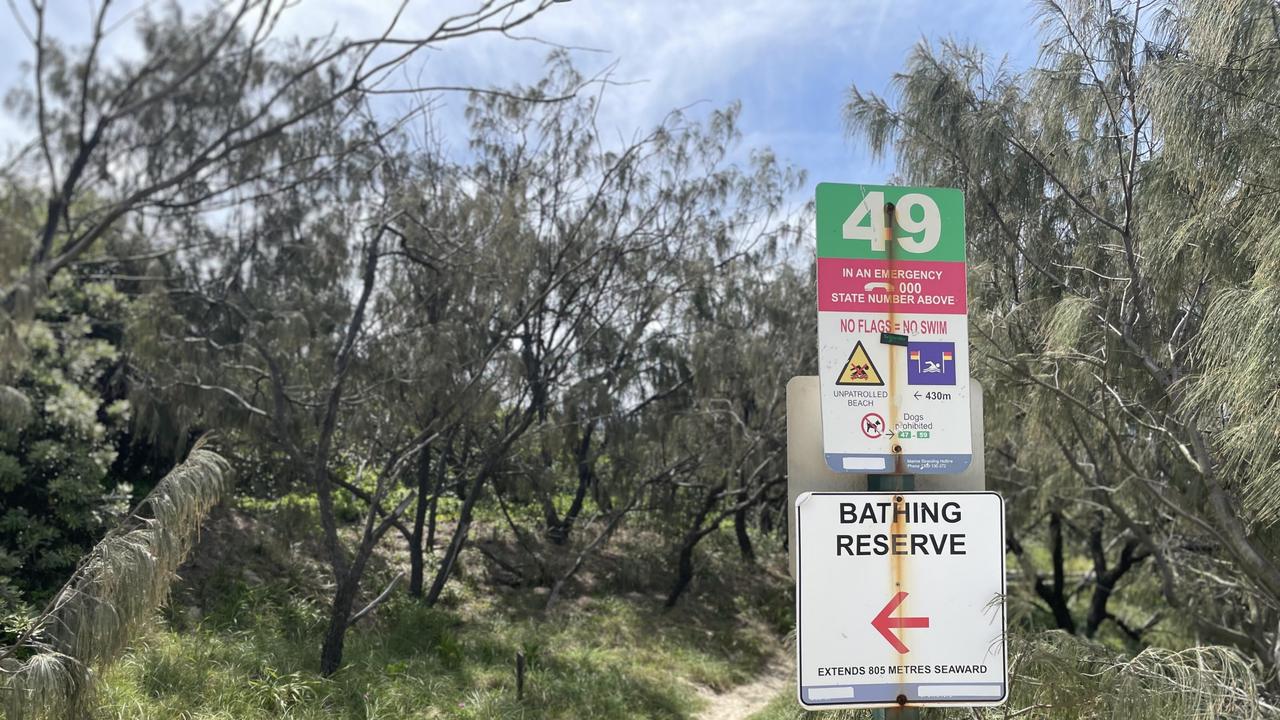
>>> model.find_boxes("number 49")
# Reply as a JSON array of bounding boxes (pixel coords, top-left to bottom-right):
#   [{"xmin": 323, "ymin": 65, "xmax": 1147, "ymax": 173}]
[{"xmin": 842, "ymin": 191, "xmax": 941, "ymax": 253}]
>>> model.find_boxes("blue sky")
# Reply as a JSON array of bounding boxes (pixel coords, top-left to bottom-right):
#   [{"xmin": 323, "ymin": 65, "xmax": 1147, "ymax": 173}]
[{"xmin": 1, "ymin": 0, "xmax": 1041, "ymax": 196}]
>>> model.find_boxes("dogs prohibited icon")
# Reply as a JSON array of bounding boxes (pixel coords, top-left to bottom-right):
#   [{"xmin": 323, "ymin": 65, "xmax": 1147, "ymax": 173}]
[{"xmin": 861, "ymin": 412, "xmax": 887, "ymax": 439}]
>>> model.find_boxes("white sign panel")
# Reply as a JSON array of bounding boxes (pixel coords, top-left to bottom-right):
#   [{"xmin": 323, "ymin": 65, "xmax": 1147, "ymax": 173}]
[
  {"xmin": 795, "ymin": 491, "xmax": 1007, "ymax": 710},
  {"xmin": 816, "ymin": 183, "xmax": 972, "ymax": 474}
]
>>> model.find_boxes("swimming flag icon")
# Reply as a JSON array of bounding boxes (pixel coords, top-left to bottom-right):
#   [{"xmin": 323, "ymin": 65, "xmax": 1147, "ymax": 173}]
[{"xmin": 906, "ymin": 342, "xmax": 957, "ymax": 386}]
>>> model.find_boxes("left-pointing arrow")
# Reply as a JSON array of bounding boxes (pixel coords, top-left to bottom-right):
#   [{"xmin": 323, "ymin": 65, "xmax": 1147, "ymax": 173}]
[{"xmin": 871, "ymin": 591, "xmax": 929, "ymax": 653}]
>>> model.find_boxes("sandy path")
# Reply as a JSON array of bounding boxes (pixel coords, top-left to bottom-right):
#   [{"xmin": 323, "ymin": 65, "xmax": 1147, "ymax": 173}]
[{"xmin": 695, "ymin": 652, "xmax": 793, "ymax": 720}]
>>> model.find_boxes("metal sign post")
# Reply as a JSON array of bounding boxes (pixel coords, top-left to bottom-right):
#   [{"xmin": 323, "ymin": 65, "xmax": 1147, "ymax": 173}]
[{"xmin": 868, "ymin": 475, "xmax": 917, "ymax": 720}]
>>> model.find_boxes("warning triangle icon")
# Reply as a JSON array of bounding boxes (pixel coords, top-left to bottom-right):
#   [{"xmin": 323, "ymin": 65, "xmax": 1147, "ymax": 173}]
[{"xmin": 836, "ymin": 341, "xmax": 884, "ymax": 386}]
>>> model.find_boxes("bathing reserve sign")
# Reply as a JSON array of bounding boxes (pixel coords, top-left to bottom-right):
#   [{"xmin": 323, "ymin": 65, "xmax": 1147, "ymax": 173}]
[{"xmin": 795, "ymin": 491, "xmax": 1007, "ymax": 710}]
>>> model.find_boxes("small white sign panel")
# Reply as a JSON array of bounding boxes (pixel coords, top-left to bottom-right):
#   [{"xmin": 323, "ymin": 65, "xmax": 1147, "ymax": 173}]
[{"xmin": 795, "ymin": 492, "xmax": 1007, "ymax": 710}]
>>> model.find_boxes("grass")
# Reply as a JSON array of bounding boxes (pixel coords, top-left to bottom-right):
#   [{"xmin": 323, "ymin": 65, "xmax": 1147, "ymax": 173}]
[
  {"xmin": 746, "ymin": 630, "xmax": 1266, "ymax": 720},
  {"xmin": 747, "ymin": 692, "xmax": 820, "ymax": 720},
  {"xmin": 32, "ymin": 493, "xmax": 1270, "ymax": 720},
  {"xmin": 98, "ymin": 602, "xmax": 688, "ymax": 719},
  {"xmin": 91, "ymin": 509, "xmax": 793, "ymax": 720},
  {"xmin": 83, "ymin": 496, "xmax": 1267, "ymax": 720}
]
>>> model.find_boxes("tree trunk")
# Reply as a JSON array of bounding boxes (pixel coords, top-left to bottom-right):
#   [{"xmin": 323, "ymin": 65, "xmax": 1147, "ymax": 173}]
[
  {"xmin": 1085, "ymin": 537, "xmax": 1148, "ymax": 638},
  {"xmin": 425, "ymin": 518, "xmax": 471, "ymax": 607},
  {"xmin": 319, "ymin": 506, "xmax": 392, "ymax": 675},
  {"xmin": 425, "ymin": 433, "xmax": 451, "ymax": 555},
  {"xmin": 593, "ymin": 466, "xmax": 614, "ymax": 513},
  {"xmin": 408, "ymin": 446, "xmax": 432, "ymax": 597},
  {"xmin": 320, "ymin": 572, "xmax": 360, "ymax": 676},
  {"xmin": 547, "ymin": 424, "xmax": 594, "ymax": 545},
  {"xmin": 426, "ymin": 414, "xmax": 536, "ymax": 606},
  {"xmin": 734, "ymin": 506, "xmax": 755, "ymax": 563},
  {"xmin": 665, "ymin": 541, "xmax": 697, "ymax": 609},
  {"xmin": 540, "ymin": 495, "xmax": 563, "ymax": 541},
  {"xmin": 1045, "ymin": 511, "xmax": 1076, "ymax": 634},
  {"xmin": 312, "ymin": 230, "xmax": 383, "ymax": 675},
  {"xmin": 426, "ymin": 483, "xmax": 440, "ymax": 555},
  {"xmin": 425, "ymin": 465, "xmax": 493, "ymax": 605},
  {"xmin": 664, "ymin": 484, "xmax": 725, "ymax": 608}
]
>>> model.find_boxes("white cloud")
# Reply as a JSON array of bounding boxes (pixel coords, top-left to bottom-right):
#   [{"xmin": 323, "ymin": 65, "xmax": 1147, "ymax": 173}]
[
  {"xmin": 255, "ymin": 1, "xmax": 901, "ymax": 133},
  {"xmin": 1, "ymin": 0, "xmax": 1040, "ymax": 184}
]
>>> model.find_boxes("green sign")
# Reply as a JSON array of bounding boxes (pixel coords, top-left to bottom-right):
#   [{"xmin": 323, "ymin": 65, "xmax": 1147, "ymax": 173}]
[
  {"xmin": 879, "ymin": 331, "xmax": 909, "ymax": 347},
  {"xmin": 815, "ymin": 182, "xmax": 966, "ymax": 262}
]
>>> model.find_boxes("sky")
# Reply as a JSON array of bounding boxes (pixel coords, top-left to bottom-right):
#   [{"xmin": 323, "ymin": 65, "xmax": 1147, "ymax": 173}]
[{"xmin": 0, "ymin": 0, "xmax": 1042, "ymax": 199}]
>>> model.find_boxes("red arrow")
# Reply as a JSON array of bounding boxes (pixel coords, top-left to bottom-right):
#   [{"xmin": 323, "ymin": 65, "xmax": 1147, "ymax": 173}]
[{"xmin": 871, "ymin": 591, "xmax": 929, "ymax": 653}]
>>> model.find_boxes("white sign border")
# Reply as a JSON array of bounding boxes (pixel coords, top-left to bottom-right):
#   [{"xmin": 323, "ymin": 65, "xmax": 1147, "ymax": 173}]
[{"xmin": 794, "ymin": 490, "xmax": 1009, "ymax": 711}]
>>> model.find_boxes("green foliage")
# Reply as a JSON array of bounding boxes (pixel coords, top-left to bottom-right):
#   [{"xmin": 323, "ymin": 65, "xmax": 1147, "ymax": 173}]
[
  {"xmin": 1004, "ymin": 632, "xmax": 1261, "ymax": 718},
  {"xmin": 1191, "ymin": 285, "xmax": 1280, "ymax": 524},
  {"xmin": 843, "ymin": 0, "xmax": 1280, "ymax": 676},
  {"xmin": 14, "ymin": 0, "xmax": 1280, "ymax": 714},
  {"xmin": 0, "ymin": 273, "xmax": 134, "ymax": 610},
  {"xmin": 1149, "ymin": 0, "xmax": 1280, "ymax": 529}
]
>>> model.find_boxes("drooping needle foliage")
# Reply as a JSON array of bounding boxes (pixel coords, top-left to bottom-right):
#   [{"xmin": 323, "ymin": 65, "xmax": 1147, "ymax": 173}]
[
  {"xmin": 0, "ymin": 441, "xmax": 230, "ymax": 720},
  {"xmin": 845, "ymin": 0, "xmax": 1280, "ymax": 679}
]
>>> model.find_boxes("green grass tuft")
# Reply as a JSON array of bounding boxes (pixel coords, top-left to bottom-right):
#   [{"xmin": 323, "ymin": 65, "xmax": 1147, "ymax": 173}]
[{"xmin": 93, "ymin": 530, "xmax": 792, "ymax": 720}]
